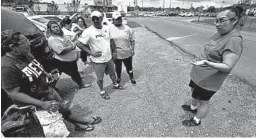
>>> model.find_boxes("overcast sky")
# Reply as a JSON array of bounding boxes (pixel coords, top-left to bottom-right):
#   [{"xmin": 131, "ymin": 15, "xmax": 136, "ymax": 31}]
[{"xmin": 41, "ymin": 0, "xmax": 243, "ymax": 8}]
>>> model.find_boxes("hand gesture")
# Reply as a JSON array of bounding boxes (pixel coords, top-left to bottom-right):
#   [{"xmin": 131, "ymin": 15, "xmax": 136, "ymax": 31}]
[{"xmin": 191, "ymin": 60, "xmax": 209, "ymax": 67}]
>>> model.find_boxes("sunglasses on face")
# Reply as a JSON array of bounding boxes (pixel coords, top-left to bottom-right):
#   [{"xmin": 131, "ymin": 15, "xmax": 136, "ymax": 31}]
[{"xmin": 214, "ymin": 17, "xmax": 236, "ymax": 25}]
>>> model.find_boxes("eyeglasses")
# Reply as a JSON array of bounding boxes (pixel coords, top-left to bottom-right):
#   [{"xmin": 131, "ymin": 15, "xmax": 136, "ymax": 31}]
[{"xmin": 214, "ymin": 17, "xmax": 236, "ymax": 25}]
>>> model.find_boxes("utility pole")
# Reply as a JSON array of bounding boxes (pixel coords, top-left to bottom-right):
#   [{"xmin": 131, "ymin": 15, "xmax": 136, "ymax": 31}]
[
  {"xmin": 163, "ymin": 0, "xmax": 165, "ymax": 12},
  {"xmin": 141, "ymin": 1, "xmax": 143, "ymax": 11},
  {"xmin": 182, "ymin": 0, "xmax": 184, "ymax": 9}
]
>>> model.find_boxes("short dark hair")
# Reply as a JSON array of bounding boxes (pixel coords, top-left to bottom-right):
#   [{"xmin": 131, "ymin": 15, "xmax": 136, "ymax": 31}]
[
  {"xmin": 1, "ymin": 30, "xmax": 21, "ymax": 56},
  {"xmin": 62, "ymin": 18, "xmax": 72, "ymax": 26}
]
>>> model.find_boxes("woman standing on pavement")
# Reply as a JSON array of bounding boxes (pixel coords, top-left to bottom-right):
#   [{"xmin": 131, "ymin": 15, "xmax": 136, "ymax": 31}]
[
  {"xmin": 182, "ymin": 6, "xmax": 244, "ymax": 127},
  {"xmin": 46, "ymin": 21, "xmax": 91, "ymax": 89},
  {"xmin": 109, "ymin": 11, "xmax": 136, "ymax": 84}
]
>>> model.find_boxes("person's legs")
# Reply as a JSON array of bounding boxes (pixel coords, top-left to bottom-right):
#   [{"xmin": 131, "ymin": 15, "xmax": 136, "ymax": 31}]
[
  {"xmin": 106, "ymin": 60, "xmax": 124, "ymax": 89},
  {"xmin": 93, "ymin": 63, "xmax": 106, "ymax": 91},
  {"xmin": 106, "ymin": 60, "xmax": 118, "ymax": 85},
  {"xmin": 92, "ymin": 62, "xmax": 110, "ymax": 100},
  {"xmin": 123, "ymin": 57, "xmax": 136, "ymax": 84},
  {"xmin": 114, "ymin": 59, "xmax": 122, "ymax": 83},
  {"xmin": 62, "ymin": 61, "xmax": 91, "ymax": 88},
  {"xmin": 182, "ymin": 84, "xmax": 216, "ymax": 127},
  {"xmin": 195, "ymin": 100, "xmax": 210, "ymax": 119}
]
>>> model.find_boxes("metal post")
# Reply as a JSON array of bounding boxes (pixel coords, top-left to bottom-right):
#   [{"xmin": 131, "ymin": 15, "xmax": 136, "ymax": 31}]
[{"xmin": 141, "ymin": 1, "xmax": 143, "ymax": 11}]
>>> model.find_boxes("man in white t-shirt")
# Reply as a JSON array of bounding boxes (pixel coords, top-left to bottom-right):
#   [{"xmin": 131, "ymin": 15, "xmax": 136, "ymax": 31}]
[{"xmin": 76, "ymin": 11, "xmax": 124, "ymax": 100}]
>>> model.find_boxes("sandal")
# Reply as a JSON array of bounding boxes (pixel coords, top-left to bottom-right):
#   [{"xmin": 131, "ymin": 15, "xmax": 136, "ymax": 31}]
[
  {"xmin": 89, "ymin": 116, "xmax": 102, "ymax": 125},
  {"xmin": 75, "ymin": 124, "xmax": 94, "ymax": 131},
  {"xmin": 67, "ymin": 116, "xmax": 102, "ymax": 125}
]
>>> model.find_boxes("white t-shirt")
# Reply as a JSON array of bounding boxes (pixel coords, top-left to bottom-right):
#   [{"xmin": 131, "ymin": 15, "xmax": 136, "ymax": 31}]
[
  {"xmin": 62, "ymin": 27, "xmax": 78, "ymax": 41},
  {"xmin": 109, "ymin": 24, "xmax": 135, "ymax": 59},
  {"xmin": 78, "ymin": 25, "xmax": 112, "ymax": 63}
]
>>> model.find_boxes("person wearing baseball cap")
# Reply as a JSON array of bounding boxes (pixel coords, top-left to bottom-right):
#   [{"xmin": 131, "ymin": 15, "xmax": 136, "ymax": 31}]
[
  {"xmin": 90, "ymin": 11, "xmax": 103, "ymax": 29},
  {"xmin": 109, "ymin": 11, "xmax": 137, "ymax": 85},
  {"xmin": 76, "ymin": 11, "xmax": 124, "ymax": 100}
]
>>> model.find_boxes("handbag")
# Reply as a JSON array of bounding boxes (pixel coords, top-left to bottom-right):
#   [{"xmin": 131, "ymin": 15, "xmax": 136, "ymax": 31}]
[{"xmin": 1, "ymin": 105, "xmax": 35, "ymax": 135}]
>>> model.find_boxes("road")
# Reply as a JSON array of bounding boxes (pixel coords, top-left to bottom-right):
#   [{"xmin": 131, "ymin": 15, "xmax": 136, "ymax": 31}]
[{"xmin": 129, "ymin": 17, "xmax": 256, "ymax": 86}]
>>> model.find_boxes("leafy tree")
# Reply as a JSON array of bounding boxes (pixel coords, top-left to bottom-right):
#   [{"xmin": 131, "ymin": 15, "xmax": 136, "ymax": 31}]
[
  {"xmin": 82, "ymin": 3, "xmax": 90, "ymax": 18},
  {"xmin": 66, "ymin": 0, "xmax": 81, "ymax": 15},
  {"xmin": 207, "ymin": 6, "xmax": 216, "ymax": 13},
  {"xmin": 47, "ymin": 1, "xmax": 58, "ymax": 15}
]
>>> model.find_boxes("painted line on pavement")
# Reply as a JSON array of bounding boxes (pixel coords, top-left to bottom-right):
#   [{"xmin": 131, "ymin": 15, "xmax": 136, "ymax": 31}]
[{"xmin": 166, "ymin": 33, "xmax": 198, "ymax": 41}]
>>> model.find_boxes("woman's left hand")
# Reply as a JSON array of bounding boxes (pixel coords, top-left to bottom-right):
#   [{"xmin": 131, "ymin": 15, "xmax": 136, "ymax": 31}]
[{"xmin": 191, "ymin": 60, "xmax": 209, "ymax": 67}]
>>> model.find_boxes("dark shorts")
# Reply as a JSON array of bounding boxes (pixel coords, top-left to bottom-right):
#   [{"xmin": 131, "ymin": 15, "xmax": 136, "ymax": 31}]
[{"xmin": 189, "ymin": 80, "xmax": 216, "ymax": 101}]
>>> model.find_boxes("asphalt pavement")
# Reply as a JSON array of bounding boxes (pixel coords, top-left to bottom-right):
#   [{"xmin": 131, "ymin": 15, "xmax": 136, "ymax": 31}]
[
  {"xmin": 16, "ymin": 24, "xmax": 256, "ymax": 137},
  {"xmin": 129, "ymin": 17, "xmax": 256, "ymax": 86}
]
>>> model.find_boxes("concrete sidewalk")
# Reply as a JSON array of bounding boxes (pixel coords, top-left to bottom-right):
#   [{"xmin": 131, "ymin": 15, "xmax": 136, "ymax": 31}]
[{"xmin": 19, "ymin": 26, "xmax": 256, "ymax": 137}]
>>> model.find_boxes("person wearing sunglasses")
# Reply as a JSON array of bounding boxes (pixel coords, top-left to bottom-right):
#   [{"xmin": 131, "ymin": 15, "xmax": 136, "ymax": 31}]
[
  {"xmin": 76, "ymin": 11, "xmax": 124, "ymax": 100},
  {"xmin": 109, "ymin": 11, "xmax": 136, "ymax": 85},
  {"xmin": 182, "ymin": 6, "xmax": 244, "ymax": 127}
]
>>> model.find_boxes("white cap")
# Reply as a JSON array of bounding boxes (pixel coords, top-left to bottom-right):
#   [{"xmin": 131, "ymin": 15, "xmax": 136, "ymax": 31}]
[
  {"xmin": 112, "ymin": 11, "xmax": 122, "ymax": 19},
  {"xmin": 91, "ymin": 11, "xmax": 102, "ymax": 18}
]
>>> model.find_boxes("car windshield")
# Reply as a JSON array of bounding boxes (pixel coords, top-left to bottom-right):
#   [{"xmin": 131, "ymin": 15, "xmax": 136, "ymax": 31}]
[
  {"xmin": 2, "ymin": 8, "xmax": 42, "ymax": 36},
  {"xmin": 33, "ymin": 18, "xmax": 49, "ymax": 25},
  {"xmin": 44, "ymin": 17, "xmax": 62, "ymax": 22}
]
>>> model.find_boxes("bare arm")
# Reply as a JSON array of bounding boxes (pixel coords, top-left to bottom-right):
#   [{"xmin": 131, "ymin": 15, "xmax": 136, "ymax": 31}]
[
  {"xmin": 76, "ymin": 41, "xmax": 102, "ymax": 57},
  {"xmin": 76, "ymin": 41, "xmax": 93, "ymax": 55},
  {"xmin": 110, "ymin": 39, "xmax": 117, "ymax": 54},
  {"xmin": 5, "ymin": 87, "xmax": 52, "ymax": 109},
  {"xmin": 204, "ymin": 51, "xmax": 240, "ymax": 73}
]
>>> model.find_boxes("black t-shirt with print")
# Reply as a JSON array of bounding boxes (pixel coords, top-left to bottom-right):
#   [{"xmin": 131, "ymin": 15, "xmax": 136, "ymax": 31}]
[{"xmin": 1, "ymin": 54, "xmax": 49, "ymax": 105}]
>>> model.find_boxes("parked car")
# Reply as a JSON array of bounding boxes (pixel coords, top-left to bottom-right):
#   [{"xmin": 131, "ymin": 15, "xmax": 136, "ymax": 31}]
[
  {"xmin": 184, "ymin": 12, "xmax": 194, "ymax": 17},
  {"xmin": 26, "ymin": 14, "xmax": 78, "ymax": 32}
]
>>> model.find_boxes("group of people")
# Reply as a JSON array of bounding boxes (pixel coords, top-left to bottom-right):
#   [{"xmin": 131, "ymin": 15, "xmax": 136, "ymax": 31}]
[
  {"xmin": 1, "ymin": 5, "xmax": 245, "ymax": 136},
  {"xmin": 1, "ymin": 10, "xmax": 136, "ymax": 136}
]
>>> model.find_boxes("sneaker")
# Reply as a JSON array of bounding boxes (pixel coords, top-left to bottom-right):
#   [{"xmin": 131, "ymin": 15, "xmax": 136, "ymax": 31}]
[
  {"xmin": 181, "ymin": 104, "xmax": 197, "ymax": 114},
  {"xmin": 182, "ymin": 118, "xmax": 201, "ymax": 127},
  {"xmin": 113, "ymin": 84, "xmax": 124, "ymax": 90},
  {"xmin": 130, "ymin": 78, "xmax": 136, "ymax": 84},
  {"xmin": 100, "ymin": 92, "xmax": 110, "ymax": 100}
]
